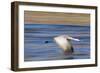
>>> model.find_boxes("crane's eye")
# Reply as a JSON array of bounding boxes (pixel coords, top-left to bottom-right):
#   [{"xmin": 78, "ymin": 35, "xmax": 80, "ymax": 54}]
[{"xmin": 66, "ymin": 38, "xmax": 70, "ymax": 41}]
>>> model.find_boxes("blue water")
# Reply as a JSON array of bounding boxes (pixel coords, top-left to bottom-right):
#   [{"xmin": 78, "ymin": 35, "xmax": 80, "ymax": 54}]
[{"xmin": 24, "ymin": 24, "xmax": 90, "ymax": 61}]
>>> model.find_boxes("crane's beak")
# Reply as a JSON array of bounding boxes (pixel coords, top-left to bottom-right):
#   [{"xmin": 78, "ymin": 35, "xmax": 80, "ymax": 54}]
[{"xmin": 68, "ymin": 37, "xmax": 80, "ymax": 41}]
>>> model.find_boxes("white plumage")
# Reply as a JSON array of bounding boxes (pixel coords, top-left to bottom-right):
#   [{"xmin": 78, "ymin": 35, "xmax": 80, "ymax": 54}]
[{"xmin": 54, "ymin": 35, "xmax": 80, "ymax": 55}]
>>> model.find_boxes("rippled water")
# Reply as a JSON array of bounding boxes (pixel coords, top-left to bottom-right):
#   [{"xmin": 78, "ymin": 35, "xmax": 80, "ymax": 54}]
[{"xmin": 24, "ymin": 24, "xmax": 90, "ymax": 61}]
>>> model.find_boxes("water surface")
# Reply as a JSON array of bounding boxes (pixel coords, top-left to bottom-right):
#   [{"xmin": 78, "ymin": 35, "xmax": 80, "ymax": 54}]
[{"xmin": 24, "ymin": 24, "xmax": 90, "ymax": 61}]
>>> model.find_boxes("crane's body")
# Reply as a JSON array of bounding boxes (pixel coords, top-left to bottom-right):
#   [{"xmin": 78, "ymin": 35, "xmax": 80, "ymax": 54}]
[{"xmin": 54, "ymin": 35, "xmax": 79, "ymax": 55}]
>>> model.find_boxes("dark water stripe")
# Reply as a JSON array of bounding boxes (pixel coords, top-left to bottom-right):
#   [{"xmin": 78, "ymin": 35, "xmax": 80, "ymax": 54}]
[
  {"xmin": 25, "ymin": 35, "xmax": 89, "ymax": 39},
  {"xmin": 24, "ymin": 32, "xmax": 89, "ymax": 35},
  {"xmin": 24, "ymin": 28, "xmax": 90, "ymax": 31},
  {"xmin": 24, "ymin": 24, "xmax": 90, "ymax": 28},
  {"xmin": 24, "ymin": 30, "xmax": 90, "ymax": 33},
  {"xmin": 24, "ymin": 33, "xmax": 90, "ymax": 37}
]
